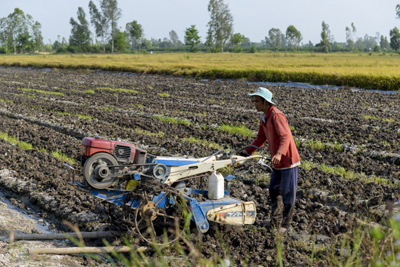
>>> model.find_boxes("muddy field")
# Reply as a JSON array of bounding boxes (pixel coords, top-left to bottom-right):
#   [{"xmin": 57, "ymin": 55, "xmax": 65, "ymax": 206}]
[{"xmin": 0, "ymin": 67, "xmax": 399, "ymax": 266}]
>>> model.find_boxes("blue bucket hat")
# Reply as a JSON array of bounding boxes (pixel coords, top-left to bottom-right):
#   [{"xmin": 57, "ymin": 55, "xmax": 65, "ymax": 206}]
[{"xmin": 249, "ymin": 87, "xmax": 275, "ymax": 105}]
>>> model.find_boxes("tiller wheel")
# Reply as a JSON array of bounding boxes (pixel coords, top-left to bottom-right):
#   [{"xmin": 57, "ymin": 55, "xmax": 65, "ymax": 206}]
[
  {"xmin": 134, "ymin": 188, "xmax": 189, "ymax": 245},
  {"xmin": 121, "ymin": 179, "xmax": 190, "ymax": 245},
  {"xmin": 83, "ymin": 153, "xmax": 118, "ymax": 189}
]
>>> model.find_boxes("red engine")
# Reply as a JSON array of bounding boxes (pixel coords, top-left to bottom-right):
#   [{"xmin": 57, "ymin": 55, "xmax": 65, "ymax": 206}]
[{"xmin": 81, "ymin": 137, "xmax": 147, "ymax": 165}]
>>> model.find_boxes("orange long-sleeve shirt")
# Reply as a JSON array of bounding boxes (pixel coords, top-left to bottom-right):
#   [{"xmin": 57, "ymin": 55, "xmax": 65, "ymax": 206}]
[{"xmin": 246, "ymin": 106, "xmax": 300, "ymax": 169}]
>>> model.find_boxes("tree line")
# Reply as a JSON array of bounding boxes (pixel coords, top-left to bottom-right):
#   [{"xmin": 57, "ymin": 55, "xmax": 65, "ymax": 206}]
[
  {"xmin": 0, "ymin": 8, "xmax": 43, "ymax": 54},
  {"xmin": 2, "ymin": 1, "xmax": 400, "ymax": 54},
  {"xmin": 61, "ymin": 0, "xmax": 237, "ymax": 54}
]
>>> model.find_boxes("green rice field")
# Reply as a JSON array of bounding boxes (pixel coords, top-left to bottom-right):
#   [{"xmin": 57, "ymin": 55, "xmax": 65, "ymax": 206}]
[{"xmin": 1, "ymin": 52, "xmax": 400, "ymax": 90}]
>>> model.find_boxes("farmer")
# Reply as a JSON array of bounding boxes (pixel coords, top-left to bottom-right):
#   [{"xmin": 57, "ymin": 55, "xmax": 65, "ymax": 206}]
[{"xmin": 241, "ymin": 87, "xmax": 300, "ymax": 234}]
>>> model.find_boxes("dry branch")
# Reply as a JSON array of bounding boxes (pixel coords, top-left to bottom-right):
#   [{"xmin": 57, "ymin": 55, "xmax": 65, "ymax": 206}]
[
  {"xmin": 29, "ymin": 245, "xmax": 150, "ymax": 255},
  {"xmin": 12, "ymin": 231, "xmax": 122, "ymax": 241}
]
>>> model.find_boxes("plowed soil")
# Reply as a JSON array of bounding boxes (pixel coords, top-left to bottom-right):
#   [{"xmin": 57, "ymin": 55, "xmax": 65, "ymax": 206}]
[{"xmin": 0, "ymin": 66, "xmax": 399, "ymax": 266}]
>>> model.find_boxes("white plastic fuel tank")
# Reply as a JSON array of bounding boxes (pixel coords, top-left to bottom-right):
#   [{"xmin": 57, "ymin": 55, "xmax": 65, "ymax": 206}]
[{"xmin": 208, "ymin": 171, "xmax": 224, "ymax": 200}]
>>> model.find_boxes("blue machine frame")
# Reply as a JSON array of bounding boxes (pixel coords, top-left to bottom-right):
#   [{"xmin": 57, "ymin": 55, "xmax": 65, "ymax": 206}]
[{"xmin": 74, "ymin": 172, "xmax": 243, "ymax": 234}]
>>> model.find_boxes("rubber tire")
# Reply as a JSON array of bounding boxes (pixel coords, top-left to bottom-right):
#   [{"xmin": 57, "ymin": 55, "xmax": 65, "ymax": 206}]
[{"xmin": 83, "ymin": 153, "xmax": 118, "ymax": 189}]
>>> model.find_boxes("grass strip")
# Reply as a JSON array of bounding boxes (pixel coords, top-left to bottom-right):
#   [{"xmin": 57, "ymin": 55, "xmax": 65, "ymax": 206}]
[
  {"xmin": 295, "ymin": 138, "xmax": 344, "ymax": 152},
  {"xmin": 19, "ymin": 87, "xmax": 64, "ymax": 96},
  {"xmin": 0, "ymin": 98, "xmax": 14, "ymax": 103},
  {"xmin": 153, "ymin": 115, "xmax": 193, "ymax": 126},
  {"xmin": 158, "ymin": 93, "xmax": 170, "ymax": 97},
  {"xmin": 96, "ymin": 87, "xmax": 139, "ymax": 93},
  {"xmin": 363, "ymin": 114, "xmax": 396, "ymax": 123},
  {"xmin": 219, "ymin": 124, "xmax": 256, "ymax": 137},
  {"xmin": 182, "ymin": 136, "xmax": 223, "ymax": 150},
  {"xmin": 177, "ymin": 118, "xmax": 193, "ymax": 126},
  {"xmin": 134, "ymin": 128, "xmax": 165, "ymax": 137},
  {"xmin": 132, "ymin": 103, "xmax": 144, "ymax": 108},
  {"xmin": 50, "ymin": 151, "xmax": 76, "ymax": 165},
  {"xmin": 0, "ymin": 132, "xmax": 33, "ymax": 150},
  {"xmin": 301, "ymin": 160, "xmax": 390, "ymax": 186},
  {"xmin": 0, "ymin": 131, "xmax": 76, "ymax": 165},
  {"xmin": 76, "ymin": 113, "xmax": 95, "ymax": 120},
  {"xmin": 102, "ymin": 106, "xmax": 114, "ymax": 111}
]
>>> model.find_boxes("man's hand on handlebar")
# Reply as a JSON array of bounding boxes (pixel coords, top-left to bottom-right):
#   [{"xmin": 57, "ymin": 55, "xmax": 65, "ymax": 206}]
[{"xmin": 271, "ymin": 152, "xmax": 282, "ymax": 165}]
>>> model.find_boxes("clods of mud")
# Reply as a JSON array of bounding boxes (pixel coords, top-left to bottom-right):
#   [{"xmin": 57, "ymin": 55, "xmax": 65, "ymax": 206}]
[{"xmin": 0, "ymin": 67, "xmax": 399, "ymax": 265}]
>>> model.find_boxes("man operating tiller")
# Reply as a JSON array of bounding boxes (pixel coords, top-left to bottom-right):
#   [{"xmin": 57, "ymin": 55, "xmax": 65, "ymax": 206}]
[{"xmin": 242, "ymin": 87, "xmax": 300, "ymax": 234}]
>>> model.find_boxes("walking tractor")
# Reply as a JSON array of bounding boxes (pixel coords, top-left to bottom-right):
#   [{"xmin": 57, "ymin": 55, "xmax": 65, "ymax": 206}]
[{"xmin": 64, "ymin": 136, "xmax": 271, "ymax": 244}]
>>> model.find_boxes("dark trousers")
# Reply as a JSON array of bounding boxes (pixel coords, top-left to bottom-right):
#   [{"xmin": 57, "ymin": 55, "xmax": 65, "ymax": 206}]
[{"xmin": 269, "ymin": 166, "xmax": 298, "ymax": 228}]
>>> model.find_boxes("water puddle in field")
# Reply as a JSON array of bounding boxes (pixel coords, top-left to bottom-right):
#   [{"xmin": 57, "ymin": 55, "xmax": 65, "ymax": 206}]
[
  {"xmin": 0, "ymin": 191, "xmax": 52, "ymax": 234},
  {"xmin": 0, "ymin": 169, "xmax": 53, "ymax": 234},
  {"xmin": 244, "ymin": 80, "xmax": 399, "ymax": 94},
  {"xmin": 245, "ymin": 81, "xmax": 341, "ymax": 90}
]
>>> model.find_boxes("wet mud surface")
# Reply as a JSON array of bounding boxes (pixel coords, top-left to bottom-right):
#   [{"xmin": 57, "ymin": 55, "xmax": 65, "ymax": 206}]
[{"xmin": 0, "ymin": 67, "xmax": 399, "ymax": 266}]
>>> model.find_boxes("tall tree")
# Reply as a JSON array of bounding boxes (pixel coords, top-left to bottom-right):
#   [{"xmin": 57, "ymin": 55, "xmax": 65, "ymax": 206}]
[
  {"xmin": 6, "ymin": 8, "xmax": 30, "ymax": 53},
  {"xmin": 0, "ymin": 8, "xmax": 43, "ymax": 53},
  {"xmin": 266, "ymin": 28, "xmax": 282, "ymax": 48},
  {"xmin": 207, "ymin": 0, "xmax": 234, "ymax": 52},
  {"xmin": 53, "ymin": 40, "xmax": 62, "ymax": 51},
  {"xmin": 230, "ymin": 33, "xmax": 245, "ymax": 52},
  {"xmin": 169, "ymin": 30, "xmax": 180, "ymax": 48},
  {"xmin": 16, "ymin": 33, "xmax": 33, "ymax": 53},
  {"xmin": 0, "ymin": 18, "xmax": 7, "ymax": 48},
  {"xmin": 285, "ymin": 25, "xmax": 302, "ymax": 50},
  {"xmin": 351, "ymin": 23, "xmax": 357, "ymax": 39},
  {"xmin": 345, "ymin": 26, "xmax": 353, "ymax": 49},
  {"xmin": 380, "ymin": 35, "xmax": 389, "ymax": 50},
  {"xmin": 396, "ymin": 4, "xmax": 400, "ymax": 19},
  {"xmin": 125, "ymin": 20, "xmax": 143, "ymax": 50},
  {"xmin": 281, "ymin": 33, "xmax": 287, "ymax": 48},
  {"xmin": 113, "ymin": 29, "xmax": 128, "ymax": 51},
  {"xmin": 318, "ymin": 21, "xmax": 333, "ymax": 52},
  {"xmin": 102, "ymin": 0, "xmax": 122, "ymax": 53},
  {"xmin": 205, "ymin": 28, "xmax": 213, "ymax": 50},
  {"xmin": 31, "ymin": 20, "xmax": 43, "ymax": 51},
  {"xmin": 345, "ymin": 23, "xmax": 356, "ymax": 51},
  {"xmin": 345, "ymin": 25, "xmax": 355, "ymax": 50},
  {"xmin": 88, "ymin": 0, "xmax": 121, "ymax": 53},
  {"xmin": 89, "ymin": 0, "xmax": 108, "ymax": 53},
  {"xmin": 62, "ymin": 37, "xmax": 68, "ymax": 47},
  {"xmin": 184, "ymin": 25, "xmax": 201, "ymax": 52},
  {"xmin": 390, "ymin": 27, "xmax": 400, "ymax": 51},
  {"xmin": 69, "ymin": 7, "xmax": 92, "ymax": 51},
  {"xmin": 243, "ymin": 37, "xmax": 250, "ymax": 48}
]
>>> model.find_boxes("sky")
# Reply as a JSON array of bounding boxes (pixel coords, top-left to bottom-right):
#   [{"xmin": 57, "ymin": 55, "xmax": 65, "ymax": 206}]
[{"xmin": 1, "ymin": 0, "xmax": 400, "ymax": 45}]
